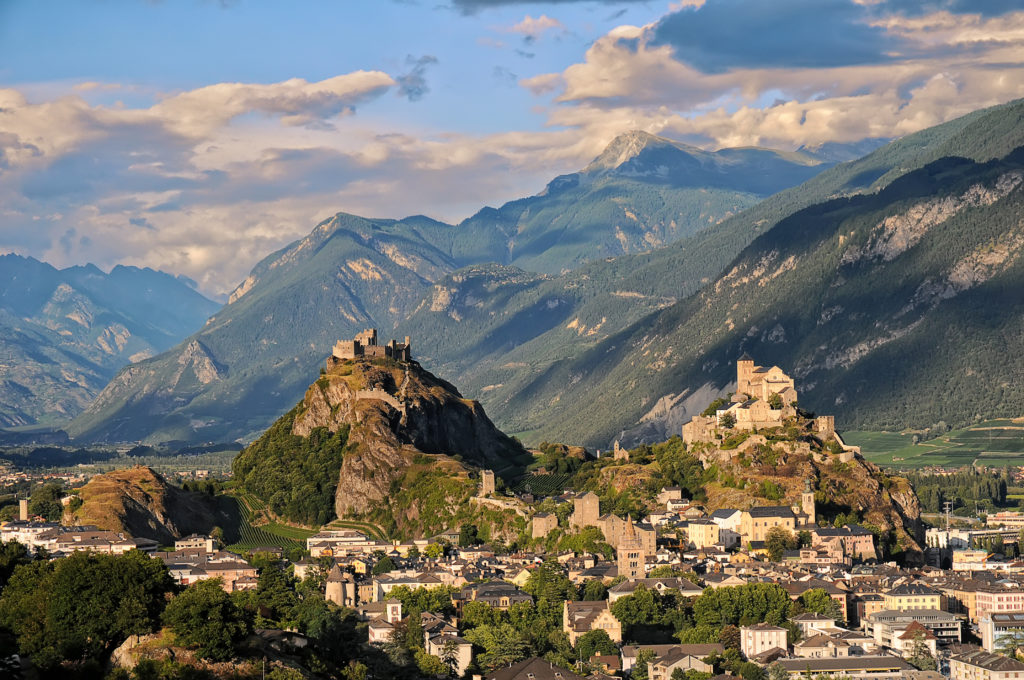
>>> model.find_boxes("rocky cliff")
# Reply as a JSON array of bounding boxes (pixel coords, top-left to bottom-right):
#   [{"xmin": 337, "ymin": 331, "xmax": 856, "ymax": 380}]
[
  {"xmin": 71, "ymin": 466, "xmax": 225, "ymax": 544},
  {"xmin": 245, "ymin": 355, "xmax": 528, "ymax": 529}
]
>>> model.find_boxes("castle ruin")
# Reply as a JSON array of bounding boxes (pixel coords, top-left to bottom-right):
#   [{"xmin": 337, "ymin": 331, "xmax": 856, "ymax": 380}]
[
  {"xmin": 682, "ymin": 354, "xmax": 834, "ymax": 446},
  {"xmin": 331, "ymin": 329, "xmax": 411, "ymax": 363}
]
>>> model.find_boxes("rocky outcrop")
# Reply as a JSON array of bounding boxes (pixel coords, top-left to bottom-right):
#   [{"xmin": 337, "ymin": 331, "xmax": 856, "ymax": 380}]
[
  {"xmin": 72, "ymin": 466, "xmax": 225, "ymax": 544},
  {"xmin": 290, "ymin": 358, "xmax": 526, "ymax": 518}
]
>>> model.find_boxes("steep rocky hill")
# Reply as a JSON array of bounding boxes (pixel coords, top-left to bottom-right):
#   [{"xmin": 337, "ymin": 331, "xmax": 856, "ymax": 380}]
[
  {"xmin": 0, "ymin": 256, "xmax": 219, "ymax": 429},
  {"xmin": 70, "ymin": 466, "xmax": 226, "ymax": 544},
  {"xmin": 69, "ymin": 134, "xmax": 832, "ymax": 444},
  {"xmin": 232, "ymin": 354, "xmax": 529, "ymax": 536}
]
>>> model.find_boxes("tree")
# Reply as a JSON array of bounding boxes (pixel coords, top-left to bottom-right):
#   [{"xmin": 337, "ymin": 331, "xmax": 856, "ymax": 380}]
[
  {"xmin": 256, "ymin": 565, "xmax": 299, "ymax": 625},
  {"xmin": 440, "ymin": 638, "xmax": 461, "ymax": 677},
  {"xmin": 796, "ymin": 531, "xmax": 812, "ymax": 548},
  {"xmin": 797, "ymin": 589, "xmax": 842, "ymax": 621},
  {"xmin": 906, "ymin": 632, "xmax": 937, "ymax": 671},
  {"xmin": 767, "ymin": 662, "xmax": 789, "ymax": 680},
  {"xmin": 576, "ymin": 629, "xmax": 617, "ymax": 661},
  {"xmin": 164, "ymin": 578, "xmax": 251, "ymax": 661},
  {"xmin": 581, "ymin": 579, "xmax": 608, "ymax": 601},
  {"xmin": 765, "ymin": 526, "xmax": 797, "ymax": 562},
  {"xmin": 424, "ymin": 543, "xmax": 445, "ymax": 559},
  {"xmin": 459, "ymin": 524, "xmax": 479, "ymax": 548},
  {"xmin": 632, "ymin": 649, "xmax": 658, "ymax": 680},
  {"xmin": 464, "ymin": 623, "xmax": 529, "ymax": 670},
  {"xmin": 28, "ymin": 483, "xmax": 63, "ymax": 521},
  {"xmin": 416, "ymin": 648, "xmax": 446, "ymax": 676},
  {"xmin": 373, "ymin": 555, "xmax": 397, "ymax": 575},
  {"xmin": 0, "ymin": 541, "xmax": 31, "ymax": 591},
  {"xmin": 719, "ymin": 624, "xmax": 741, "ymax": 651},
  {"xmin": 0, "ymin": 550, "xmax": 173, "ymax": 670},
  {"xmin": 719, "ymin": 413, "xmax": 736, "ymax": 429},
  {"xmin": 767, "ymin": 393, "xmax": 783, "ymax": 410},
  {"xmin": 693, "ymin": 583, "xmax": 792, "ymax": 627}
]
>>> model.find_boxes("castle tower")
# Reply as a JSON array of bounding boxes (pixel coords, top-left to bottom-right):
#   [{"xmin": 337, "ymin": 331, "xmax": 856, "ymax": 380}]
[
  {"xmin": 617, "ymin": 517, "xmax": 645, "ymax": 579},
  {"xmin": 326, "ymin": 565, "xmax": 356, "ymax": 607},
  {"xmin": 480, "ymin": 470, "xmax": 495, "ymax": 497},
  {"xmin": 570, "ymin": 492, "xmax": 600, "ymax": 529},
  {"xmin": 736, "ymin": 353, "xmax": 755, "ymax": 399},
  {"xmin": 18, "ymin": 499, "xmax": 28, "ymax": 521},
  {"xmin": 801, "ymin": 478, "xmax": 816, "ymax": 527}
]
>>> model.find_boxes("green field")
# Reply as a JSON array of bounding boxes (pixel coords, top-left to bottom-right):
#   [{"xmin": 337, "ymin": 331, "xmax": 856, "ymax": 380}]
[
  {"xmin": 845, "ymin": 419, "xmax": 1024, "ymax": 467},
  {"xmin": 220, "ymin": 493, "xmax": 314, "ymax": 553}
]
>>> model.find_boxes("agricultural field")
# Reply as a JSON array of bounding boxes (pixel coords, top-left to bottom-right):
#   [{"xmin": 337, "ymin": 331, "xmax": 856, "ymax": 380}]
[
  {"xmin": 845, "ymin": 419, "xmax": 1024, "ymax": 468},
  {"xmin": 219, "ymin": 492, "xmax": 314, "ymax": 554},
  {"xmin": 511, "ymin": 472, "xmax": 572, "ymax": 497}
]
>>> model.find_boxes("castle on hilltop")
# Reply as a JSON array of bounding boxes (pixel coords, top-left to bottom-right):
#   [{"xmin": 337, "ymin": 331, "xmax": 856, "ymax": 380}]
[
  {"xmin": 683, "ymin": 354, "xmax": 834, "ymax": 445},
  {"xmin": 331, "ymin": 329, "xmax": 411, "ymax": 362}
]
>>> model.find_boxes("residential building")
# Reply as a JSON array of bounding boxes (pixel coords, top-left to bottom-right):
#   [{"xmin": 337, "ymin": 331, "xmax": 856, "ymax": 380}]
[
  {"xmin": 740, "ymin": 507, "xmax": 796, "ymax": 544},
  {"xmin": 882, "ymin": 583, "xmax": 943, "ymax": 611},
  {"xmin": 740, "ymin": 622, "xmax": 788, "ymax": 659},
  {"xmin": 950, "ymin": 650, "xmax": 1024, "ymax": 680},
  {"xmin": 563, "ymin": 600, "xmax": 622, "ymax": 645}
]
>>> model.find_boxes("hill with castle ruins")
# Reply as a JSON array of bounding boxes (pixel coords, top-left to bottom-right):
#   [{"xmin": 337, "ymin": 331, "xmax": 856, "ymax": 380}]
[{"xmin": 232, "ymin": 330, "xmax": 532, "ymax": 538}]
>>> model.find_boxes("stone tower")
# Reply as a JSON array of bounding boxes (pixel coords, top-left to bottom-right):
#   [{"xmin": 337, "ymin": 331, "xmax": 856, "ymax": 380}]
[
  {"xmin": 480, "ymin": 470, "xmax": 495, "ymax": 497},
  {"xmin": 801, "ymin": 478, "xmax": 816, "ymax": 527},
  {"xmin": 18, "ymin": 499, "xmax": 28, "ymax": 521},
  {"xmin": 570, "ymin": 492, "xmax": 601, "ymax": 529},
  {"xmin": 613, "ymin": 440, "xmax": 629, "ymax": 461},
  {"xmin": 617, "ymin": 517, "xmax": 645, "ymax": 579},
  {"xmin": 736, "ymin": 353, "xmax": 755, "ymax": 399},
  {"xmin": 325, "ymin": 565, "xmax": 356, "ymax": 607}
]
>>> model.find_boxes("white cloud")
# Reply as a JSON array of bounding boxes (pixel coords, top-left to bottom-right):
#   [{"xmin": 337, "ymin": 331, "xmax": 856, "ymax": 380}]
[{"xmin": 504, "ymin": 14, "xmax": 566, "ymax": 39}]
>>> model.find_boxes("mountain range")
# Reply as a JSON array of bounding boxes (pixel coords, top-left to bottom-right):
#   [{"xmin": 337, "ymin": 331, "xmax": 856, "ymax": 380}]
[
  {"xmin": 58, "ymin": 100, "xmax": 1024, "ymax": 446},
  {"xmin": 64, "ymin": 134, "xmax": 839, "ymax": 443},
  {"xmin": 0, "ymin": 256, "xmax": 219, "ymax": 429}
]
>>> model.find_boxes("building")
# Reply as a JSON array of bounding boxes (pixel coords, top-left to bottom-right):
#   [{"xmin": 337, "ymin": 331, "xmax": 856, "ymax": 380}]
[
  {"xmin": 613, "ymin": 441, "xmax": 629, "ymax": 461},
  {"xmin": 976, "ymin": 586, "xmax": 1024, "ymax": 621},
  {"xmin": 863, "ymin": 609, "xmax": 961, "ymax": 651},
  {"xmin": 563, "ymin": 600, "xmax": 622, "ymax": 645},
  {"xmin": 740, "ymin": 622, "xmax": 788, "ymax": 659},
  {"xmin": 648, "ymin": 651, "xmax": 714, "ymax": 680},
  {"xmin": 455, "ymin": 581, "xmax": 532, "ymax": 610},
  {"xmin": 882, "ymin": 583, "xmax": 943, "ymax": 612},
  {"xmin": 740, "ymin": 506, "xmax": 796, "ymax": 544},
  {"xmin": 981, "ymin": 611, "xmax": 1024, "ymax": 652},
  {"xmin": 332, "ymin": 329, "xmax": 411, "ymax": 362},
  {"xmin": 480, "ymin": 470, "xmax": 496, "ymax": 497},
  {"xmin": 326, "ymin": 565, "xmax": 357, "ymax": 607},
  {"xmin": 813, "ymin": 526, "xmax": 877, "ymax": 562},
  {"xmin": 607, "ymin": 578, "xmax": 703, "ymax": 603},
  {"xmin": 793, "ymin": 635, "xmax": 852, "ymax": 659},
  {"xmin": 570, "ymin": 492, "xmax": 601, "ymax": 529},
  {"xmin": 532, "ymin": 512, "xmax": 558, "ymax": 539},
  {"xmin": 599, "ymin": 514, "xmax": 657, "ymax": 552},
  {"xmin": 617, "ymin": 518, "xmax": 645, "ymax": 579},
  {"xmin": 735, "ymin": 354, "xmax": 797, "ymax": 405},
  {"xmin": 987, "ymin": 512, "xmax": 1024, "ymax": 529},
  {"xmin": 709, "ymin": 509, "xmax": 743, "ymax": 548},
  {"xmin": 685, "ymin": 520, "xmax": 720, "ymax": 550},
  {"xmin": 950, "ymin": 650, "xmax": 1024, "ymax": 680},
  {"xmin": 620, "ymin": 645, "xmax": 724, "ymax": 674},
  {"xmin": 175, "ymin": 534, "xmax": 217, "ymax": 552},
  {"xmin": 485, "ymin": 658, "xmax": 584, "ymax": 680},
  {"xmin": 771, "ymin": 656, "xmax": 912, "ymax": 680}
]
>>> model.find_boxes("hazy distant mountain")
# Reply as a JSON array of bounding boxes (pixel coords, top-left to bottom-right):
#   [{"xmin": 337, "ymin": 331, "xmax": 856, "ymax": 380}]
[
  {"xmin": 0, "ymin": 256, "xmax": 220, "ymax": 427},
  {"xmin": 67, "ymin": 134, "xmax": 836, "ymax": 444}
]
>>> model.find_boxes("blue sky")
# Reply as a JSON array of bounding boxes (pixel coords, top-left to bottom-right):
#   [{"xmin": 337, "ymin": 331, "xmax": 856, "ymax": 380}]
[{"xmin": 1, "ymin": 0, "xmax": 1023, "ymax": 295}]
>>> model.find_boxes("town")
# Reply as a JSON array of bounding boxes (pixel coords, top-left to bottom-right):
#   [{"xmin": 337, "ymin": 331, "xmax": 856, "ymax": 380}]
[{"xmin": 3, "ymin": 354, "xmax": 1024, "ymax": 680}]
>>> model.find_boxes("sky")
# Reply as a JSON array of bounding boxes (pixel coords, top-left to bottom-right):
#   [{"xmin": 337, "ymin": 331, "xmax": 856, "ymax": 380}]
[{"xmin": 2, "ymin": 0, "xmax": 1024, "ymax": 297}]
